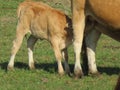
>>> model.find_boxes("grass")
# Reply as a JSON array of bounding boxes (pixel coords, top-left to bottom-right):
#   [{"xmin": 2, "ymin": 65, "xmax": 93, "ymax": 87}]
[{"xmin": 0, "ymin": 0, "xmax": 120, "ymax": 90}]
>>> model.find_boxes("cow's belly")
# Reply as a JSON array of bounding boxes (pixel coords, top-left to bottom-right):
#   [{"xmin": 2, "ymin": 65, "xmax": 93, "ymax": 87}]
[
  {"xmin": 87, "ymin": 0, "xmax": 120, "ymax": 29},
  {"xmin": 94, "ymin": 21, "xmax": 120, "ymax": 42},
  {"xmin": 86, "ymin": 16, "xmax": 120, "ymax": 42}
]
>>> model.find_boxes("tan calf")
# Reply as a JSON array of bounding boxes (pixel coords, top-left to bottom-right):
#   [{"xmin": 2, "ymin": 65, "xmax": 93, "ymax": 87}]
[{"xmin": 7, "ymin": 1, "xmax": 73, "ymax": 75}]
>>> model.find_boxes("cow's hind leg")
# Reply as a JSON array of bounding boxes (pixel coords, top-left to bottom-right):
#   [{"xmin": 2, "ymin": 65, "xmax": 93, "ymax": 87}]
[
  {"xmin": 27, "ymin": 35, "xmax": 38, "ymax": 69},
  {"xmin": 62, "ymin": 48, "xmax": 70, "ymax": 75},
  {"xmin": 7, "ymin": 25, "xmax": 28, "ymax": 70},
  {"xmin": 85, "ymin": 29, "xmax": 101, "ymax": 76}
]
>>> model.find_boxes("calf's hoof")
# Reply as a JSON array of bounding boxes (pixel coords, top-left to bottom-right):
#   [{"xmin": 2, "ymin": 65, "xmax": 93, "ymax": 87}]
[{"xmin": 65, "ymin": 69, "xmax": 71, "ymax": 76}]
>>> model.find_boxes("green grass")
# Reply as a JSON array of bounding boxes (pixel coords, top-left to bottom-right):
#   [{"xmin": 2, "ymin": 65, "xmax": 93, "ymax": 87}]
[{"xmin": 0, "ymin": 0, "xmax": 120, "ymax": 90}]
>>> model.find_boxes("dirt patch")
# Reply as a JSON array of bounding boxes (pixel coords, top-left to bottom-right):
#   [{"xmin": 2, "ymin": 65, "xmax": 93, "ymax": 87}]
[
  {"xmin": 0, "ymin": 16, "xmax": 16, "ymax": 24},
  {"xmin": 103, "ymin": 45, "xmax": 120, "ymax": 49}
]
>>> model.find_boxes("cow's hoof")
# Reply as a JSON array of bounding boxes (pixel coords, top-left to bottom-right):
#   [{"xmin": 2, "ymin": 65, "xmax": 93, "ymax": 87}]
[
  {"xmin": 59, "ymin": 71, "xmax": 65, "ymax": 77},
  {"xmin": 89, "ymin": 71, "xmax": 101, "ymax": 77},
  {"xmin": 29, "ymin": 66, "xmax": 35, "ymax": 70},
  {"xmin": 74, "ymin": 69, "xmax": 84, "ymax": 79},
  {"xmin": 7, "ymin": 65, "xmax": 14, "ymax": 71},
  {"xmin": 29, "ymin": 63, "xmax": 35, "ymax": 70}
]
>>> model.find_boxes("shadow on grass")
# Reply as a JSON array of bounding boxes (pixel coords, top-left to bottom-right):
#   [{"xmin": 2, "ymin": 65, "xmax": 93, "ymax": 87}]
[
  {"xmin": 98, "ymin": 67, "xmax": 120, "ymax": 75},
  {"xmin": 0, "ymin": 62, "xmax": 120, "ymax": 75},
  {"xmin": 0, "ymin": 61, "xmax": 57, "ymax": 73}
]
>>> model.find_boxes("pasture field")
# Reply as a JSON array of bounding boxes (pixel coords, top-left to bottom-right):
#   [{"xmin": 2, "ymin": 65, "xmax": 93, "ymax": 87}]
[{"xmin": 0, "ymin": 0, "xmax": 120, "ymax": 90}]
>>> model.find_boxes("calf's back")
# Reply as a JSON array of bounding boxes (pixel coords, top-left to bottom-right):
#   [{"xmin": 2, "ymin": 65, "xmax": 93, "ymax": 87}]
[{"xmin": 18, "ymin": 1, "xmax": 73, "ymax": 47}]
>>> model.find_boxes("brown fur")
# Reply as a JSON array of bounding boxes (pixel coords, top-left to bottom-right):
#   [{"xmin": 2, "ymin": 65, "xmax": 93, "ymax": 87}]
[
  {"xmin": 72, "ymin": 0, "xmax": 120, "ymax": 41},
  {"xmin": 71, "ymin": 0, "xmax": 120, "ymax": 77},
  {"xmin": 8, "ymin": 1, "xmax": 73, "ymax": 75},
  {"xmin": 86, "ymin": 0, "xmax": 120, "ymax": 41}
]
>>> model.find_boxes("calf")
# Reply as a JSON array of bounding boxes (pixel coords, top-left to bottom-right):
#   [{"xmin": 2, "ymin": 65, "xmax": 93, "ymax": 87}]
[{"xmin": 7, "ymin": 1, "xmax": 73, "ymax": 75}]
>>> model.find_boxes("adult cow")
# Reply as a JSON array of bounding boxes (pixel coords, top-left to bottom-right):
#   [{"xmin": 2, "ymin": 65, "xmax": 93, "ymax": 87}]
[{"xmin": 72, "ymin": 0, "xmax": 120, "ymax": 78}]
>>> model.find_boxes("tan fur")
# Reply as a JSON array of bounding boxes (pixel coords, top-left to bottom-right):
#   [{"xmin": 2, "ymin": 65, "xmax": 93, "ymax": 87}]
[
  {"xmin": 7, "ymin": 1, "xmax": 73, "ymax": 75},
  {"xmin": 72, "ymin": 0, "xmax": 120, "ymax": 77},
  {"xmin": 86, "ymin": 0, "xmax": 120, "ymax": 41}
]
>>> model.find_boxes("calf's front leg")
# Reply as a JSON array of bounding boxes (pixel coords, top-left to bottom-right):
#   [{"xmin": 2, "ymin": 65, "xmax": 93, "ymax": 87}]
[
  {"xmin": 27, "ymin": 35, "xmax": 38, "ymax": 69},
  {"xmin": 62, "ymin": 48, "xmax": 70, "ymax": 75}
]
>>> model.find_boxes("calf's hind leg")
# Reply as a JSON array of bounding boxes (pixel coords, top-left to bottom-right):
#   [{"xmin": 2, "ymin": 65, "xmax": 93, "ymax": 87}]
[
  {"xmin": 7, "ymin": 25, "xmax": 28, "ymax": 70},
  {"xmin": 27, "ymin": 35, "xmax": 38, "ymax": 69},
  {"xmin": 51, "ymin": 39, "xmax": 64, "ymax": 76}
]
